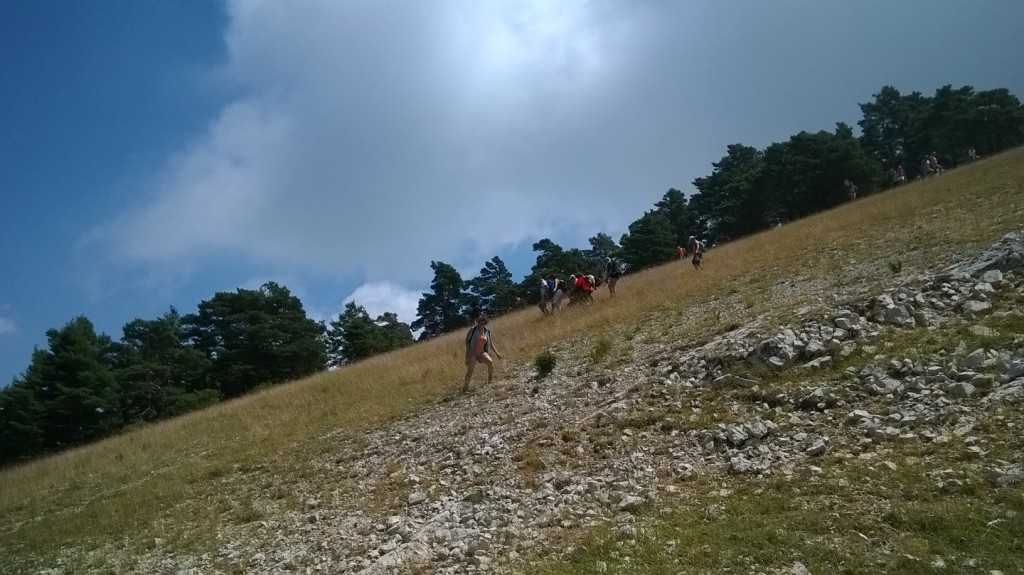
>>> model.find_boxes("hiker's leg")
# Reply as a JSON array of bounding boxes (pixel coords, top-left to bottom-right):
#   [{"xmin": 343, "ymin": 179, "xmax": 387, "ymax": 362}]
[
  {"xmin": 463, "ymin": 352, "xmax": 476, "ymax": 389},
  {"xmin": 479, "ymin": 354, "xmax": 495, "ymax": 383}
]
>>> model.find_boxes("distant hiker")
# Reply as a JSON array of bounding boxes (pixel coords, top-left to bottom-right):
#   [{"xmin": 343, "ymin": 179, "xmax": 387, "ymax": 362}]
[
  {"xmin": 688, "ymin": 236, "xmax": 705, "ymax": 270},
  {"xmin": 464, "ymin": 314, "xmax": 502, "ymax": 392},
  {"xmin": 586, "ymin": 274, "xmax": 599, "ymax": 298},
  {"xmin": 843, "ymin": 179, "xmax": 858, "ymax": 200},
  {"xmin": 678, "ymin": 245, "xmax": 686, "ymax": 260},
  {"xmin": 568, "ymin": 273, "xmax": 595, "ymax": 306},
  {"xmin": 538, "ymin": 277, "xmax": 551, "ymax": 315},
  {"xmin": 929, "ymin": 152, "xmax": 944, "ymax": 174},
  {"xmin": 603, "ymin": 257, "xmax": 623, "ymax": 298},
  {"xmin": 547, "ymin": 274, "xmax": 567, "ymax": 312},
  {"xmin": 894, "ymin": 165, "xmax": 906, "ymax": 186},
  {"xmin": 919, "ymin": 156, "xmax": 934, "ymax": 178},
  {"xmin": 968, "ymin": 147, "xmax": 980, "ymax": 162}
]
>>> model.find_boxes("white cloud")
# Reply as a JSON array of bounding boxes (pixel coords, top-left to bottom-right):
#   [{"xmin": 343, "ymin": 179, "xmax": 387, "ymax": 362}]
[
  {"xmin": 84, "ymin": 0, "xmax": 673, "ymax": 286},
  {"xmin": 341, "ymin": 282, "xmax": 422, "ymax": 327},
  {"xmin": 83, "ymin": 0, "xmax": 1024, "ymax": 295},
  {"xmin": 0, "ymin": 316, "xmax": 15, "ymax": 335}
]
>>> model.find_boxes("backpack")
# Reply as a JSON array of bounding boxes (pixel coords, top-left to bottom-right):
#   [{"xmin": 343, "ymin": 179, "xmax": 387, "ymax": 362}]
[{"xmin": 608, "ymin": 259, "xmax": 623, "ymax": 277}]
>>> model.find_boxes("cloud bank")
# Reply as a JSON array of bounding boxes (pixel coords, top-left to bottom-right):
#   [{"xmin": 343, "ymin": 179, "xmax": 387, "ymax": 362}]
[
  {"xmin": 87, "ymin": 0, "xmax": 674, "ymax": 287},
  {"xmin": 82, "ymin": 0, "xmax": 1024, "ymax": 312}
]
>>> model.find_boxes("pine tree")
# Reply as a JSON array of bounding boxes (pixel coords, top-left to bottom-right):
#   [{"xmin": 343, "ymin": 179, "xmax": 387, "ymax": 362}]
[
  {"xmin": 18, "ymin": 316, "xmax": 122, "ymax": 449},
  {"xmin": 411, "ymin": 261, "xmax": 467, "ymax": 340},
  {"xmin": 183, "ymin": 282, "xmax": 326, "ymax": 397}
]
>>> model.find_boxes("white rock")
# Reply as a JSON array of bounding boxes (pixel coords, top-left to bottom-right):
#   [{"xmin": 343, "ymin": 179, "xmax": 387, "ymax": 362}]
[
  {"xmin": 805, "ymin": 439, "xmax": 827, "ymax": 456},
  {"xmin": 962, "ymin": 300, "xmax": 992, "ymax": 316}
]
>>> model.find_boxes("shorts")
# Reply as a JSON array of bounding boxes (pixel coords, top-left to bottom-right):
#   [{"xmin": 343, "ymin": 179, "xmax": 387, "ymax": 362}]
[
  {"xmin": 607, "ymin": 276, "xmax": 619, "ymax": 288},
  {"xmin": 466, "ymin": 350, "xmax": 492, "ymax": 366},
  {"xmin": 692, "ymin": 254, "xmax": 702, "ymax": 265},
  {"xmin": 552, "ymin": 290, "xmax": 565, "ymax": 308}
]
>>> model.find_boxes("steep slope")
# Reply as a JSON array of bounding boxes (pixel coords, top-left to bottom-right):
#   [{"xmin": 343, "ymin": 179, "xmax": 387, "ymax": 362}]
[{"xmin": 1, "ymin": 149, "xmax": 1023, "ymax": 574}]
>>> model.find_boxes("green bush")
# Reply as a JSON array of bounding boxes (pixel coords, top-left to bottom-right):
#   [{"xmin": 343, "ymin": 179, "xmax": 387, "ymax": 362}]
[
  {"xmin": 535, "ymin": 349, "xmax": 557, "ymax": 379},
  {"xmin": 591, "ymin": 335, "xmax": 612, "ymax": 364},
  {"xmin": 888, "ymin": 257, "xmax": 903, "ymax": 274}
]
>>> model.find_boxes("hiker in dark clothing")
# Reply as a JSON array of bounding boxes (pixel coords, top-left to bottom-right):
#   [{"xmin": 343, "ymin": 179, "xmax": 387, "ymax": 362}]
[
  {"xmin": 844, "ymin": 179, "xmax": 858, "ymax": 200},
  {"xmin": 547, "ymin": 275, "xmax": 567, "ymax": 312},
  {"xmin": 603, "ymin": 257, "xmax": 623, "ymax": 298}
]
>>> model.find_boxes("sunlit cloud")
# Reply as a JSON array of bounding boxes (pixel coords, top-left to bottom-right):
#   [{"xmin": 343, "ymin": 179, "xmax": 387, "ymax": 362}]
[
  {"xmin": 83, "ymin": 0, "xmax": 665, "ymax": 288},
  {"xmin": 341, "ymin": 282, "xmax": 421, "ymax": 326}
]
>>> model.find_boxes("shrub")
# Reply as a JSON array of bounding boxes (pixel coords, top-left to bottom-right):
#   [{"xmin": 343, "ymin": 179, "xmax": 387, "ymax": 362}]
[
  {"xmin": 535, "ymin": 349, "xmax": 556, "ymax": 379},
  {"xmin": 591, "ymin": 335, "xmax": 612, "ymax": 364},
  {"xmin": 888, "ymin": 257, "xmax": 903, "ymax": 274}
]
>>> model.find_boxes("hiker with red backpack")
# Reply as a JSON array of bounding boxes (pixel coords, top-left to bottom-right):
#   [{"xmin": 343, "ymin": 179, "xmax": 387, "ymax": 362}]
[{"xmin": 567, "ymin": 273, "xmax": 596, "ymax": 306}]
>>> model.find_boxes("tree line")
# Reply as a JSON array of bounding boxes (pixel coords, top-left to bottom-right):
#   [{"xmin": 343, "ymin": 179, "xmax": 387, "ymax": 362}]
[{"xmin": 2, "ymin": 83, "xmax": 1022, "ymax": 466}]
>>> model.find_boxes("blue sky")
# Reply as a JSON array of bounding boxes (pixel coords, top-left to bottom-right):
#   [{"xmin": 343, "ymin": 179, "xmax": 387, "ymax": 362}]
[{"xmin": 3, "ymin": 0, "xmax": 1023, "ymax": 385}]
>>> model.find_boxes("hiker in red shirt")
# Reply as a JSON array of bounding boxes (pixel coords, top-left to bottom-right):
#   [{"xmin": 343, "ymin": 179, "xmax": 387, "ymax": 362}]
[{"xmin": 568, "ymin": 273, "xmax": 595, "ymax": 306}]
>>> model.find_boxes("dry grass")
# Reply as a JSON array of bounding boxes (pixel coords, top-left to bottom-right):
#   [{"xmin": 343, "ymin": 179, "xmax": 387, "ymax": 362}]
[{"xmin": 1, "ymin": 148, "xmax": 1023, "ymax": 570}]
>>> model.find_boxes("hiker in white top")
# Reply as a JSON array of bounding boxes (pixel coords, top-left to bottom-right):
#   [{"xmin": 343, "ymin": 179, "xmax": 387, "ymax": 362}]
[
  {"xmin": 688, "ymin": 236, "xmax": 705, "ymax": 270},
  {"xmin": 538, "ymin": 277, "xmax": 551, "ymax": 315}
]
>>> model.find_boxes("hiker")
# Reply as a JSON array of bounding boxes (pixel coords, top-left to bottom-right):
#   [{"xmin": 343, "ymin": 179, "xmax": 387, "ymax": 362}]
[
  {"xmin": 677, "ymin": 245, "xmax": 686, "ymax": 260},
  {"xmin": 688, "ymin": 236, "xmax": 705, "ymax": 270},
  {"xmin": 603, "ymin": 257, "xmax": 623, "ymax": 298},
  {"xmin": 568, "ymin": 273, "xmax": 595, "ymax": 306},
  {"xmin": 929, "ymin": 152, "xmax": 944, "ymax": 175},
  {"xmin": 844, "ymin": 179, "xmax": 858, "ymax": 200},
  {"xmin": 547, "ymin": 274, "xmax": 567, "ymax": 312},
  {"xmin": 894, "ymin": 165, "xmax": 906, "ymax": 186},
  {"xmin": 919, "ymin": 156, "xmax": 934, "ymax": 178},
  {"xmin": 464, "ymin": 314, "xmax": 502, "ymax": 392},
  {"xmin": 537, "ymin": 277, "xmax": 551, "ymax": 315},
  {"xmin": 968, "ymin": 147, "xmax": 980, "ymax": 162}
]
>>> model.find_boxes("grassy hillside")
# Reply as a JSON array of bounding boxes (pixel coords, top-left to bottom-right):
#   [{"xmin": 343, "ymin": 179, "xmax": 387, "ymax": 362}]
[{"xmin": 1, "ymin": 148, "xmax": 1022, "ymax": 573}]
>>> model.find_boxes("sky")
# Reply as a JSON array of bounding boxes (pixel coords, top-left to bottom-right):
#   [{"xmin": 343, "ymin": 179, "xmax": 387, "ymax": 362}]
[{"xmin": 2, "ymin": 0, "xmax": 1023, "ymax": 385}]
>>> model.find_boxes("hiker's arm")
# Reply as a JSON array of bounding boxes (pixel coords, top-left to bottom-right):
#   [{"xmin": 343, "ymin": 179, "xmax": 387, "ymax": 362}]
[{"xmin": 491, "ymin": 341, "xmax": 502, "ymax": 360}]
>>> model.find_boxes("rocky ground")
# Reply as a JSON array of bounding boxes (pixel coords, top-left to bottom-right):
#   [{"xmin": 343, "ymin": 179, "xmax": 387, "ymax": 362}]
[{"xmin": 84, "ymin": 232, "xmax": 1024, "ymax": 575}]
